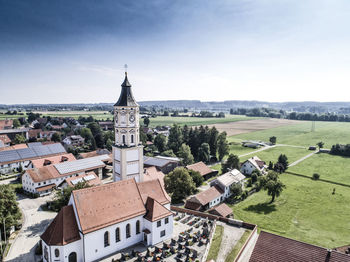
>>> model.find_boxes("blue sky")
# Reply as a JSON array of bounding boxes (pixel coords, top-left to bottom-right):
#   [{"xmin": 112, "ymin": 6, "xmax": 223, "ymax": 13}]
[{"xmin": 1, "ymin": 0, "xmax": 350, "ymax": 104}]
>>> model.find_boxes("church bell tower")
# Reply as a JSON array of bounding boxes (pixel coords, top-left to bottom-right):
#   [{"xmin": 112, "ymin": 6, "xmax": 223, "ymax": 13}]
[{"xmin": 112, "ymin": 68, "xmax": 144, "ymax": 182}]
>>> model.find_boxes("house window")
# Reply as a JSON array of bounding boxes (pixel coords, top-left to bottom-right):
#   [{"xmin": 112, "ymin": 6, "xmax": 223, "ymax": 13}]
[
  {"xmin": 55, "ymin": 248, "xmax": 60, "ymax": 257},
  {"xmin": 136, "ymin": 220, "xmax": 140, "ymax": 234},
  {"xmin": 165, "ymin": 217, "xmax": 169, "ymax": 224},
  {"xmin": 115, "ymin": 228, "xmax": 120, "ymax": 242},
  {"xmin": 157, "ymin": 220, "xmax": 161, "ymax": 227},
  {"xmin": 126, "ymin": 224, "xmax": 131, "ymax": 238},
  {"xmin": 160, "ymin": 230, "xmax": 166, "ymax": 237},
  {"xmin": 104, "ymin": 231, "xmax": 110, "ymax": 247}
]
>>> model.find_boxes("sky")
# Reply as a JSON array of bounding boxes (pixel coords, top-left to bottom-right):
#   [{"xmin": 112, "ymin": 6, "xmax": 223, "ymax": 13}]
[{"xmin": 1, "ymin": 0, "xmax": 350, "ymax": 104}]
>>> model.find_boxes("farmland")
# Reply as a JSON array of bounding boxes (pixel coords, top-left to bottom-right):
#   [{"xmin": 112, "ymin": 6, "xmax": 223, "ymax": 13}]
[{"xmin": 232, "ymin": 174, "xmax": 350, "ymax": 248}]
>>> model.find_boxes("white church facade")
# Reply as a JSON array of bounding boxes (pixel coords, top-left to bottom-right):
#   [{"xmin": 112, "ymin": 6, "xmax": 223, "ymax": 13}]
[{"xmin": 41, "ymin": 72, "xmax": 173, "ymax": 262}]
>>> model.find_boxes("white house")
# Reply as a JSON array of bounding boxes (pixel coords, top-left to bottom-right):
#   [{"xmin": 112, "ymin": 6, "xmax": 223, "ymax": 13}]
[
  {"xmin": 62, "ymin": 135, "xmax": 85, "ymax": 148},
  {"xmin": 240, "ymin": 156, "xmax": 267, "ymax": 175},
  {"xmin": 41, "ymin": 178, "xmax": 173, "ymax": 262},
  {"xmin": 211, "ymin": 169, "xmax": 246, "ymax": 199},
  {"xmin": 22, "ymin": 156, "xmax": 105, "ymax": 196}
]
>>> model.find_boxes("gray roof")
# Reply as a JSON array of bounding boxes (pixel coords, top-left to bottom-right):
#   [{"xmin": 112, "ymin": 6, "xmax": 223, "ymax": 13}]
[
  {"xmin": 114, "ymin": 73, "xmax": 138, "ymax": 107},
  {"xmin": 0, "ymin": 128, "xmax": 29, "ymax": 134},
  {"xmin": 143, "ymin": 156, "xmax": 172, "ymax": 168},
  {"xmin": 54, "ymin": 156, "xmax": 105, "ymax": 175},
  {"xmin": 0, "ymin": 143, "xmax": 66, "ymax": 164}
]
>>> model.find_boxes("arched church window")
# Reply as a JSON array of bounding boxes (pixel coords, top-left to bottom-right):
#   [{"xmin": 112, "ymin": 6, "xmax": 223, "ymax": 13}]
[
  {"xmin": 122, "ymin": 135, "xmax": 126, "ymax": 144},
  {"xmin": 126, "ymin": 223, "xmax": 131, "ymax": 238},
  {"xmin": 55, "ymin": 248, "xmax": 60, "ymax": 257},
  {"xmin": 136, "ymin": 220, "xmax": 140, "ymax": 234},
  {"xmin": 131, "ymin": 134, "xmax": 134, "ymax": 144},
  {"xmin": 68, "ymin": 252, "xmax": 77, "ymax": 262},
  {"xmin": 104, "ymin": 231, "xmax": 110, "ymax": 247},
  {"xmin": 115, "ymin": 227, "xmax": 120, "ymax": 242}
]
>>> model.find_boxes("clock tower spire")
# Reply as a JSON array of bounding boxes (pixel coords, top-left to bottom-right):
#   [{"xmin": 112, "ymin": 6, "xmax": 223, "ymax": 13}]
[{"xmin": 112, "ymin": 68, "xmax": 144, "ymax": 182}]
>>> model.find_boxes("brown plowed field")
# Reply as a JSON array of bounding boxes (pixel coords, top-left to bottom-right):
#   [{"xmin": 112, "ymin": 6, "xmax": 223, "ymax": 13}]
[{"xmin": 207, "ymin": 118, "xmax": 300, "ymax": 136}]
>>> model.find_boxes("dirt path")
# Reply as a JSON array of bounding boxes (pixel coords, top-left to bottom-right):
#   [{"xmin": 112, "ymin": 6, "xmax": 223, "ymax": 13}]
[
  {"xmin": 288, "ymin": 150, "xmax": 318, "ymax": 167},
  {"xmin": 215, "ymin": 222, "xmax": 246, "ymax": 262}
]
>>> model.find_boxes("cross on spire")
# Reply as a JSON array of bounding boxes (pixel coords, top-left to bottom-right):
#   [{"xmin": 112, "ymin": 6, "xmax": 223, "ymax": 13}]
[{"xmin": 124, "ymin": 64, "xmax": 128, "ymax": 75}]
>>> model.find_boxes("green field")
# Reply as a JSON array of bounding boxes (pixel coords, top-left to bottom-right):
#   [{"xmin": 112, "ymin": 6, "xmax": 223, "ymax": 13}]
[
  {"xmin": 233, "ymin": 174, "xmax": 350, "ymax": 248},
  {"xmin": 289, "ymin": 153, "xmax": 350, "ymax": 185},
  {"xmin": 233, "ymin": 121, "xmax": 350, "ymax": 148},
  {"xmin": 148, "ymin": 115, "xmax": 258, "ymax": 127},
  {"xmin": 240, "ymin": 146, "xmax": 310, "ymax": 164}
]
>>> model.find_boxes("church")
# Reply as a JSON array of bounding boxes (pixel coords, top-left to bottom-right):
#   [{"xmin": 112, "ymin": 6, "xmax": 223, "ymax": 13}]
[{"xmin": 41, "ymin": 72, "xmax": 174, "ymax": 262}]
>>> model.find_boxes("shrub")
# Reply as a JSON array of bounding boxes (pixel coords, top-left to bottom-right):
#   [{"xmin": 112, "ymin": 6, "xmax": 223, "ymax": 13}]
[
  {"xmin": 312, "ymin": 173, "xmax": 320, "ymax": 180},
  {"xmin": 241, "ymin": 190, "xmax": 249, "ymax": 200},
  {"xmin": 35, "ymin": 241, "xmax": 42, "ymax": 255}
]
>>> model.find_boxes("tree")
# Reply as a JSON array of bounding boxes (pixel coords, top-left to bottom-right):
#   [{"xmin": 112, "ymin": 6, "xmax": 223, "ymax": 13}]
[
  {"xmin": 198, "ymin": 143, "xmax": 210, "ymax": 163},
  {"xmin": 12, "ymin": 119, "xmax": 21, "ymax": 128},
  {"xmin": 154, "ymin": 134, "xmax": 167, "ymax": 152},
  {"xmin": 178, "ymin": 144, "xmax": 194, "ymax": 166},
  {"xmin": 80, "ymin": 128, "xmax": 96, "ymax": 150},
  {"xmin": 209, "ymin": 126, "xmax": 219, "ymax": 156},
  {"xmin": 164, "ymin": 167, "xmax": 196, "ymax": 203},
  {"xmin": 0, "ymin": 185, "xmax": 21, "ymax": 240},
  {"xmin": 221, "ymin": 154, "xmax": 240, "ymax": 173},
  {"xmin": 265, "ymin": 179, "xmax": 286, "ymax": 203},
  {"xmin": 13, "ymin": 134, "xmax": 26, "ymax": 144},
  {"xmin": 51, "ymin": 181, "xmax": 91, "ymax": 212},
  {"xmin": 162, "ymin": 149, "xmax": 176, "ymax": 157},
  {"xmin": 182, "ymin": 125, "xmax": 190, "ymax": 145},
  {"xmin": 317, "ymin": 141, "xmax": 324, "ymax": 149},
  {"xmin": 167, "ymin": 124, "xmax": 183, "ymax": 154},
  {"xmin": 188, "ymin": 170, "xmax": 204, "ymax": 187},
  {"xmin": 51, "ymin": 132, "xmax": 61, "ymax": 142},
  {"xmin": 139, "ymin": 128, "xmax": 147, "ymax": 146},
  {"xmin": 276, "ymin": 154, "xmax": 289, "ymax": 172},
  {"xmin": 188, "ymin": 127, "xmax": 200, "ymax": 160},
  {"xmin": 143, "ymin": 117, "xmax": 150, "ymax": 127},
  {"xmin": 268, "ymin": 161, "xmax": 273, "ymax": 170},
  {"xmin": 269, "ymin": 136, "xmax": 277, "ymax": 144},
  {"xmin": 230, "ymin": 183, "xmax": 243, "ymax": 199},
  {"xmin": 106, "ymin": 138, "xmax": 113, "ymax": 151},
  {"xmin": 217, "ymin": 132, "xmax": 229, "ymax": 161}
]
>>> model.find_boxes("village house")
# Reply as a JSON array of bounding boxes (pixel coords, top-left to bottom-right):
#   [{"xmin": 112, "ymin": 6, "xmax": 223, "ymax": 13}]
[
  {"xmin": 0, "ymin": 134, "xmax": 11, "ymax": 147},
  {"xmin": 240, "ymin": 156, "xmax": 267, "ymax": 175},
  {"xmin": 98, "ymin": 121, "xmax": 114, "ymax": 130},
  {"xmin": 22, "ymin": 156, "xmax": 106, "ymax": 196},
  {"xmin": 186, "ymin": 161, "xmax": 218, "ymax": 180},
  {"xmin": 0, "ymin": 119, "xmax": 13, "ymax": 130},
  {"xmin": 30, "ymin": 153, "xmax": 76, "ymax": 168},
  {"xmin": 143, "ymin": 156, "xmax": 180, "ymax": 174},
  {"xmin": 210, "ymin": 169, "xmax": 246, "ymax": 199},
  {"xmin": 62, "ymin": 135, "xmax": 85, "ymax": 148},
  {"xmin": 28, "ymin": 129, "xmax": 58, "ymax": 141},
  {"xmin": 184, "ymin": 185, "xmax": 224, "ymax": 211},
  {"xmin": 0, "ymin": 127, "xmax": 29, "ymax": 140},
  {"xmin": 60, "ymin": 171, "xmax": 102, "ymax": 189},
  {"xmin": 0, "ymin": 143, "xmax": 66, "ymax": 175},
  {"xmin": 208, "ymin": 203, "xmax": 233, "ymax": 218}
]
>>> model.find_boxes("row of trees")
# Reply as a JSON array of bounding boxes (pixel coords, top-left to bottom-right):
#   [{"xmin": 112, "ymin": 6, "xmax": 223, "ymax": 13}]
[
  {"xmin": 330, "ymin": 144, "xmax": 350, "ymax": 157},
  {"xmin": 145, "ymin": 124, "xmax": 230, "ymax": 165},
  {"xmin": 231, "ymin": 107, "xmax": 350, "ymax": 122}
]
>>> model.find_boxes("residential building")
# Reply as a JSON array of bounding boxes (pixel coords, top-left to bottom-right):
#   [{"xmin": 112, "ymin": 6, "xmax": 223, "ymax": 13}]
[
  {"xmin": 240, "ymin": 156, "xmax": 267, "ymax": 175},
  {"xmin": 78, "ymin": 149, "xmax": 110, "ymax": 159},
  {"xmin": 62, "ymin": 135, "xmax": 85, "ymax": 148},
  {"xmin": 0, "ymin": 134, "xmax": 11, "ymax": 147},
  {"xmin": 30, "ymin": 153, "xmax": 76, "ymax": 168},
  {"xmin": 98, "ymin": 121, "xmax": 114, "ymax": 130},
  {"xmin": 22, "ymin": 156, "xmax": 106, "ymax": 196},
  {"xmin": 0, "ymin": 143, "xmax": 66, "ymax": 175},
  {"xmin": 28, "ymin": 129, "xmax": 58, "ymax": 141},
  {"xmin": 0, "ymin": 128, "xmax": 29, "ymax": 140},
  {"xmin": 0, "ymin": 119, "xmax": 13, "ymax": 130},
  {"xmin": 211, "ymin": 169, "xmax": 246, "ymax": 199},
  {"xmin": 208, "ymin": 203, "xmax": 233, "ymax": 218},
  {"xmin": 61, "ymin": 172, "xmax": 101, "ymax": 188},
  {"xmin": 186, "ymin": 161, "xmax": 218, "ymax": 180},
  {"xmin": 143, "ymin": 156, "xmax": 179, "ymax": 174},
  {"xmin": 184, "ymin": 185, "xmax": 224, "ymax": 211}
]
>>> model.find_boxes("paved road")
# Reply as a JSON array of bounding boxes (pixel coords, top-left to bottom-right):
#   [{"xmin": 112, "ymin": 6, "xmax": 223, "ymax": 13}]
[
  {"xmin": 0, "ymin": 176, "xmax": 19, "ymax": 185},
  {"xmin": 288, "ymin": 150, "xmax": 318, "ymax": 167},
  {"xmin": 5, "ymin": 194, "xmax": 56, "ymax": 262},
  {"xmin": 238, "ymin": 145, "xmax": 276, "ymax": 158}
]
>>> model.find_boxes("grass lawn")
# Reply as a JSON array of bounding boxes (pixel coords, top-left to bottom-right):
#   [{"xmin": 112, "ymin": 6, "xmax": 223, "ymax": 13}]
[
  {"xmin": 240, "ymin": 146, "xmax": 310, "ymax": 164},
  {"xmin": 233, "ymin": 121, "xmax": 350, "ymax": 148},
  {"xmin": 289, "ymin": 153, "xmax": 350, "ymax": 185},
  {"xmin": 232, "ymin": 174, "xmax": 350, "ymax": 248},
  {"xmin": 225, "ymin": 229, "xmax": 251, "ymax": 262},
  {"xmin": 148, "ymin": 115, "xmax": 258, "ymax": 127},
  {"xmin": 207, "ymin": 225, "xmax": 224, "ymax": 261}
]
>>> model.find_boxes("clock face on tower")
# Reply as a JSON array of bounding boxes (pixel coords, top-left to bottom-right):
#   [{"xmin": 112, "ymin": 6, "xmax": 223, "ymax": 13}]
[{"xmin": 129, "ymin": 114, "xmax": 135, "ymax": 123}]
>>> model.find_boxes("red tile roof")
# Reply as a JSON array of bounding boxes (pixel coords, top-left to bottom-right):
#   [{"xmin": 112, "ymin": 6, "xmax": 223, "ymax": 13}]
[
  {"xmin": 185, "ymin": 186, "xmax": 223, "ymax": 207},
  {"xmin": 208, "ymin": 203, "xmax": 233, "ymax": 217},
  {"xmin": 0, "ymin": 120, "xmax": 13, "ymax": 130},
  {"xmin": 72, "ymin": 179, "xmax": 147, "ymax": 234},
  {"xmin": 250, "ymin": 231, "xmax": 350, "ymax": 262},
  {"xmin": 41, "ymin": 205, "xmax": 81, "ymax": 246},
  {"xmin": 144, "ymin": 166, "xmax": 165, "ymax": 186},
  {"xmin": 137, "ymin": 179, "xmax": 171, "ymax": 205},
  {"xmin": 0, "ymin": 134, "xmax": 11, "ymax": 144},
  {"xmin": 144, "ymin": 197, "xmax": 173, "ymax": 222},
  {"xmin": 186, "ymin": 161, "xmax": 215, "ymax": 177},
  {"xmin": 36, "ymin": 183, "xmax": 56, "ymax": 192},
  {"xmin": 31, "ymin": 153, "xmax": 76, "ymax": 168},
  {"xmin": 65, "ymin": 172, "xmax": 101, "ymax": 187},
  {"xmin": 27, "ymin": 166, "xmax": 61, "ymax": 183}
]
